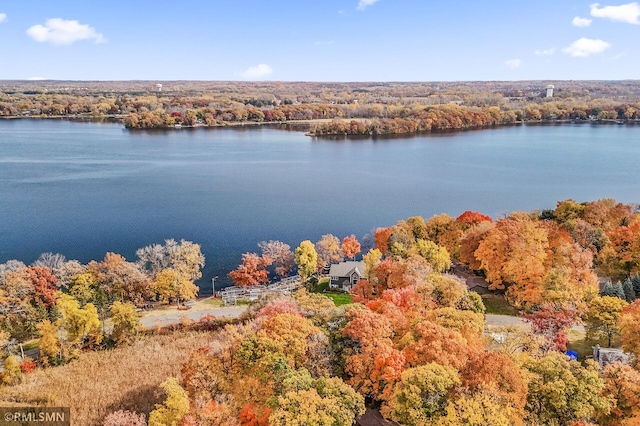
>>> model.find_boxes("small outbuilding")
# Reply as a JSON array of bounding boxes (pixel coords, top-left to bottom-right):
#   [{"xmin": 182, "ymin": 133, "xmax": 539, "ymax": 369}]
[{"xmin": 329, "ymin": 261, "xmax": 365, "ymax": 291}]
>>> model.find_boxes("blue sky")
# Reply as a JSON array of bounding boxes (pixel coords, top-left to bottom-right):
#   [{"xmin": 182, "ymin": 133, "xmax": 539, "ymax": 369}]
[{"xmin": 0, "ymin": 0, "xmax": 638, "ymax": 81}]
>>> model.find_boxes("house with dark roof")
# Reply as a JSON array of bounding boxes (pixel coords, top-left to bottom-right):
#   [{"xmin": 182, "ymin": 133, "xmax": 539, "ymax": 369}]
[{"xmin": 329, "ymin": 261, "xmax": 365, "ymax": 291}]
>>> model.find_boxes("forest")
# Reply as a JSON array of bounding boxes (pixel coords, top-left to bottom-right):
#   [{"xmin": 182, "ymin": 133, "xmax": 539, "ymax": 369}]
[
  {"xmin": 0, "ymin": 198, "xmax": 640, "ymax": 425},
  {"xmin": 0, "ymin": 80, "xmax": 639, "ymax": 135}
]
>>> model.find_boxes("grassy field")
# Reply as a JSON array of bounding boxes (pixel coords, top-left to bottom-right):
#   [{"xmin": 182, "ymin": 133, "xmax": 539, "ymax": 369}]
[
  {"xmin": 0, "ymin": 331, "xmax": 214, "ymax": 426},
  {"xmin": 324, "ymin": 293, "xmax": 354, "ymax": 307},
  {"xmin": 481, "ymin": 294, "xmax": 519, "ymax": 316}
]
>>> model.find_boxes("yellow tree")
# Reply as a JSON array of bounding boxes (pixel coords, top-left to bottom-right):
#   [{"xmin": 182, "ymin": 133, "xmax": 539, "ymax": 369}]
[
  {"xmin": 390, "ymin": 363, "xmax": 461, "ymax": 426},
  {"xmin": 68, "ymin": 271, "xmax": 100, "ymax": 306},
  {"xmin": 56, "ymin": 294, "xmax": 102, "ymax": 346},
  {"xmin": 36, "ymin": 320, "xmax": 60, "ymax": 362},
  {"xmin": 295, "ymin": 240, "xmax": 317, "ymax": 281},
  {"xmin": 439, "ymin": 391, "xmax": 512, "ymax": 426},
  {"xmin": 269, "ymin": 377, "xmax": 364, "ymax": 426},
  {"xmin": 110, "ymin": 301, "xmax": 140, "ymax": 344},
  {"xmin": 148, "ymin": 377, "xmax": 190, "ymax": 426},
  {"xmin": 523, "ymin": 352, "xmax": 610, "ymax": 425},
  {"xmin": 1, "ymin": 355, "xmax": 22, "ymax": 385},
  {"xmin": 412, "ymin": 240, "xmax": 451, "ymax": 273},
  {"xmin": 362, "ymin": 248, "xmax": 382, "ymax": 282},
  {"xmin": 583, "ymin": 296, "xmax": 628, "ymax": 347},
  {"xmin": 152, "ymin": 268, "xmax": 198, "ymax": 306}
]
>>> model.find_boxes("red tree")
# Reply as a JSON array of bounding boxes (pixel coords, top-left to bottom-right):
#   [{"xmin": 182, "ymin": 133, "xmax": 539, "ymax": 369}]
[
  {"xmin": 342, "ymin": 235, "xmax": 361, "ymax": 260},
  {"xmin": 27, "ymin": 266, "xmax": 59, "ymax": 308},
  {"xmin": 455, "ymin": 210, "xmax": 493, "ymax": 226},
  {"xmin": 228, "ymin": 253, "xmax": 273, "ymax": 287},
  {"xmin": 350, "ymin": 279, "xmax": 374, "ymax": 304},
  {"xmin": 521, "ymin": 303, "xmax": 579, "ymax": 351},
  {"xmin": 239, "ymin": 403, "xmax": 271, "ymax": 426},
  {"xmin": 373, "ymin": 227, "xmax": 393, "ymax": 254}
]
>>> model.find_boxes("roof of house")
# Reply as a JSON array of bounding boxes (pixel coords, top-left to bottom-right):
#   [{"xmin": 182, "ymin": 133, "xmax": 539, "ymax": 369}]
[{"xmin": 329, "ymin": 261, "xmax": 365, "ymax": 278}]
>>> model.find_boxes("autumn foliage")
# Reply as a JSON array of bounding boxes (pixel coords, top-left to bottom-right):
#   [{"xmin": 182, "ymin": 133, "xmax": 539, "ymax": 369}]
[
  {"xmin": 522, "ymin": 303, "xmax": 579, "ymax": 351},
  {"xmin": 2, "ymin": 200, "xmax": 640, "ymax": 425},
  {"xmin": 228, "ymin": 253, "xmax": 273, "ymax": 287},
  {"xmin": 341, "ymin": 235, "xmax": 361, "ymax": 260}
]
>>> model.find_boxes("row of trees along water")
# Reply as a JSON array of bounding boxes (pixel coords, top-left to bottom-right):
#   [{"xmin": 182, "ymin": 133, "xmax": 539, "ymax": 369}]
[
  {"xmin": 1, "ymin": 80, "xmax": 640, "ymax": 133},
  {"xmin": 0, "ymin": 239, "xmax": 204, "ymax": 363},
  {"xmin": 2, "ymin": 198, "xmax": 640, "ymax": 425}
]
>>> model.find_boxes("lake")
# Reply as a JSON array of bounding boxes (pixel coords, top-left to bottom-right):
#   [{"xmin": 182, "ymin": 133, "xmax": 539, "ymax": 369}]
[{"xmin": 1, "ymin": 119, "xmax": 638, "ymax": 290}]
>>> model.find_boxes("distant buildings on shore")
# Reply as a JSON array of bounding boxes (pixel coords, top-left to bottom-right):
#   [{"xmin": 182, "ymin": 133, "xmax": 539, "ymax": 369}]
[{"xmin": 546, "ymin": 85, "xmax": 554, "ymax": 98}]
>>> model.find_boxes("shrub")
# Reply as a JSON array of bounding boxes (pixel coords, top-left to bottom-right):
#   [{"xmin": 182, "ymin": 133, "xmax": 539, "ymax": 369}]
[{"xmin": 19, "ymin": 358, "xmax": 37, "ymax": 374}]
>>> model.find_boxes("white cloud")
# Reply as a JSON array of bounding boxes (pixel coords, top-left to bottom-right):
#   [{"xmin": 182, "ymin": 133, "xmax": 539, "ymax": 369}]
[
  {"xmin": 572, "ymin": 16, "xmax": 593, "ymax": 27},
  {"xmin": 27, "ymin": 18, "xmax": 105, "ymax": 45},
  {"xmin": 28, "ymin": 77, "xmax": 47, "ymax": 81},
  {"xmin": 357, "ymin": 0, "xmax": 381, "ymax": 10},
  {"xmin": 590, "ymin": 2, "xmax": 640, "ymax": 24},
  {"xmin": 240, "ymin": 64, "xmax": 273, "ymax": 80},
  {"xmin": 535, "ymin": 48, "xmax": 556, "ymax": 56},
  {"xmin": 0, "ymin": 13, "xmax": 7, "ymax": 23},
  {"xmin": 563, "ymin": 37, "xmax": 611, "ymax": 57},
  {"xmin": 505, "ymin": 59, "xmax": 522, "ymax": 69}
]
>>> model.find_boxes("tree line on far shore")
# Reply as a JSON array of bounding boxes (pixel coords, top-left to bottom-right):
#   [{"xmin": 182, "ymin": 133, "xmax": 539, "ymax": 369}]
[{"xmin": 1, "ymin": 80, "xmax": 639, "ymax": 135}]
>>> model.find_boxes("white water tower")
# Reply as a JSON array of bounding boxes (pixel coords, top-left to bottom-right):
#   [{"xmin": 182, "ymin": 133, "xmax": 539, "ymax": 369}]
[
  {"xmin": 546, "ymin": 85, "xmax": 554, "ymax": 98},
  {"xmin": 156, "ymin": 83, "xmax": 162, "ymax": 92}
]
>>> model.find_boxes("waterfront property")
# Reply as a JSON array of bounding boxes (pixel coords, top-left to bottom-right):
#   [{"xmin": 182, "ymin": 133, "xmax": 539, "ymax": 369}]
[{"xmin": 329, "ymin": 261, "xmax": 365, "ymax": 291}]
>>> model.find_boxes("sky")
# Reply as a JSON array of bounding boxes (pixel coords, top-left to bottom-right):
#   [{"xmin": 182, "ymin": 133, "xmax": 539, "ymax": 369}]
[{"xmin": 0, "ymin": 0, "xmax": 638, "ymax": 81}]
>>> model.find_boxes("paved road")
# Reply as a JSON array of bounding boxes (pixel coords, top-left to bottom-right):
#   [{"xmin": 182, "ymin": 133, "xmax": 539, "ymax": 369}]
[
  {"xmin": 485, "ymin": 314, "xmax": 527, "ymax": 329},
  {"xmin": 139, "ymin": 306, "xmax": 247, "ymax": 328},
  {"xmin": 485, "ymin": 314, "xmax": 585, "ymax": 332}
]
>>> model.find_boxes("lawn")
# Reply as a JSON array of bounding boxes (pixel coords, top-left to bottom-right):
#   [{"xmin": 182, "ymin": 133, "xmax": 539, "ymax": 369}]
[
  {"xmin": 316, "ymin": 278, "xmax": 329, "ymax": 293},
  {"xmin": 313, "ymin": 278, "xmax": 352, "ymax": 306},
  {"xmin": 324, "ymin": 293, "xmax": 353, "ymax": 307},
  {"xmin": 481, "ymin": 294, "xmax": 519, "ymax": 316},
  {"xmin": 567, "ymin": 329, "xmax": 592, "ymax": 361}
]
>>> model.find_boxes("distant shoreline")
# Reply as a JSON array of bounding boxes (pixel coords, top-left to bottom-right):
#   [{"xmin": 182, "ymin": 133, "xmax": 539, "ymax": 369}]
[{"xmin": 1, "ymin": 114, "xmax": 638, "ymax": 138}]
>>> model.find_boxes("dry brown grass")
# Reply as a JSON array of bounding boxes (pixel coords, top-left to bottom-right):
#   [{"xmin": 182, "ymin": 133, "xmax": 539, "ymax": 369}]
[{"xmin": 0, "ymin": 331, "xmax": 214, "ymax": 426}]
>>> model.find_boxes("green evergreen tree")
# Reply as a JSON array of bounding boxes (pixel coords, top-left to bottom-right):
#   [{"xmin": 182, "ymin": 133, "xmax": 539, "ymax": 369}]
[
  {"xmin": 600, "ymin": 281, "xmax": 614, "ymax": 297},
  {"xmin": 623, "ymin": 278, "xmax": 636, "ymax": 302},
  {"xmin": 612, "ymin": 281, "xmax": 626, "ymax": 300},
  {"xmin": 632, "ymin": 274, "xmax": 640, "ymax": 297}
]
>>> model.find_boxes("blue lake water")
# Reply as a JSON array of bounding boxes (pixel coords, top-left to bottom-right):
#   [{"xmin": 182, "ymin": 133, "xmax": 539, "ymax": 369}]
[{"xmin": 0, "ymin": 119, "xmax": 638, "ymax": 289}]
